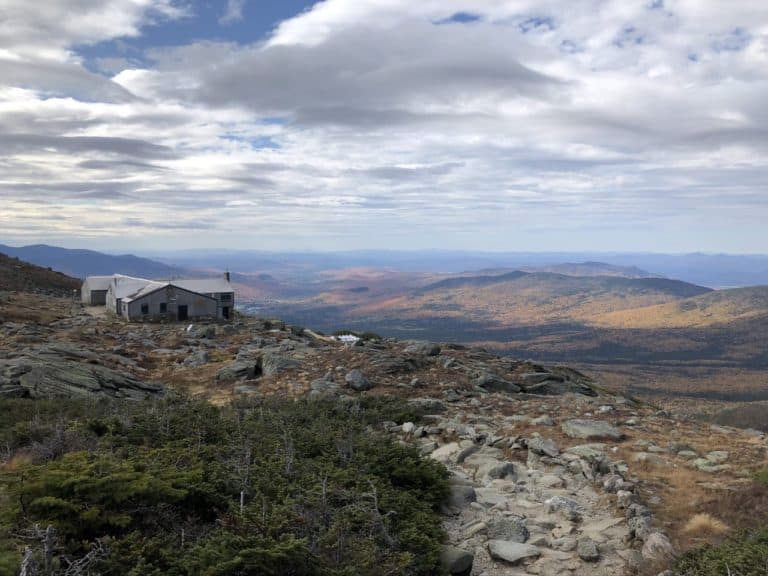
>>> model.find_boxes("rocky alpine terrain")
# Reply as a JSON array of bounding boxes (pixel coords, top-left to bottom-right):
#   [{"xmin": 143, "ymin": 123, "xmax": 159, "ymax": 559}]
[{"xmin": 2, "ymin": 285, "xmax": 767, "ymax": 575}]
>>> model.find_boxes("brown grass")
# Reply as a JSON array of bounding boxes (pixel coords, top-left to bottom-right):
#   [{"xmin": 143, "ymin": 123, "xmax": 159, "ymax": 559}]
[
  {"xmin": 682, "ymin": 513, "xmax": 729, "ymax": 539},
  {"xmin": 699, "ymin": 482, "xmax": 768, "ymax": 533}
]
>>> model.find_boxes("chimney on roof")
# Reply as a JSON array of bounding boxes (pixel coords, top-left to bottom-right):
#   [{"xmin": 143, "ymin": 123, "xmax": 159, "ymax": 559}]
[{"xmin": 225, "ymin": 271, "xmax": 230, "ymax": 282}]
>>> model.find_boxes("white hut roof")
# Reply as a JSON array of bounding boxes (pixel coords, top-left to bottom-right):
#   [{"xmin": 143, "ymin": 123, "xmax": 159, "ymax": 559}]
[
  {"xmin": 110, "ymin": 275, "xmax": 154, "ymax": 299},
  {"xmin": 83, "ymin": 275, "xmax": 114, "ymax": 291},
  {"xmin": 109, "ymin": 274, "xmax": 233, "ymax": 302},
  {"xmin": 122, "ymin": 281, "xmax": 167, "ymax": 303}
]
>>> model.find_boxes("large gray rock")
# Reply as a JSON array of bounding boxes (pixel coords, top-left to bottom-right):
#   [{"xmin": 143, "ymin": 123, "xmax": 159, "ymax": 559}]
[
  {"xmin": 260, "ymin": 352, "xmax": 300, "ymax": 377},
  {"xmin": 404, "ymin": 341, "xmax": 441, "ymax": 356},
  {"xmin": 487, "ymin": 516, "xmax": 529, "ymax": 543},
  {"xmin": 183, "ymin": 349, "xmax": 209, "ymax": 368},
  {"xmin": 216, "ymin": 362, "xmax": 255, "ymax": 382},
  {"xmin": 562, "ymin": 419, "xmax": 624, "ymax": 440},
  {"xmin": 446, "ymin": 482, "xmax": 477, "ymax": 511},
  {"xmin": 309, "ymin": 379, "xmax": 340, "ymax": 398},
  {"xmin": 440, "ymin": 546, "xmax": 473, "ymax": 576},
  {"xmin": 642, "ymin": 532, "xmax": 674, "ymax": 562},
  {"xmin": 577, "ymin": 537, "xmax": 600, "ymax": 562},
  {"xmin": 519, "ymin": 372, "xmax": 562, "ymax": 385},
  {"xmin": 487, "ymin": 540, "xmax": 541, "ymax": 564},
  {"xmin": 518, "ymin": 370, "xmax": 598, "ymax": 396},
  {"xmin": 528, "ymin": 436, "xmax": 560, "ymax": 458},
  {"xmin": 524, "ymin": 379, "xmax": 598, "ymax": 396},
  {"xmin": 476, "ymin": 460, "xmax": 518, "ymax": 483},
  {"xmin": 345, "ymin": 369, "xmax": 374, "ymax": 391},
  {"xmin": 474, "ymin": 372, "xmax": 521, "ymax": 394},
  {"xmin": 371, "ymin": 356, "xmax": 423, "ymax": 374}
]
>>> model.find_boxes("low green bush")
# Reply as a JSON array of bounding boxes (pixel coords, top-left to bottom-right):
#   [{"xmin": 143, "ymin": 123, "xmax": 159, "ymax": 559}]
[
  {"xmin": 0, "ymin": 395, "xmax": 449, "ymax": 575},
  {"xmin": 676, "ymin": 528, "xmax": 768, "ymax": 576}
]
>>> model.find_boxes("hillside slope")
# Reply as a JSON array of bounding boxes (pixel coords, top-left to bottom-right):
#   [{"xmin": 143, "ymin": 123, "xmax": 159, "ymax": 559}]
[
  {"xmin": 0, "ymin": 243, "xmax": 181, "ymax": 279},
  {"xmin": 0, "ymin": 252, "xmax": 81, "ymax": 295},
  {"xmin": 355, "ymin": 272, "xmax": 712, "ymax": 325},
  {"xmin": 594, "ymin": 286, "xmax": 768, "ymax": 328}
]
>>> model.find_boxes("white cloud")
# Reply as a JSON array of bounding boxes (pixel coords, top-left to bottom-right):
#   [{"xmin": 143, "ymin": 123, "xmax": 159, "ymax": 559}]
[
  {"xmin": 0, "ymin": 0, "xmax": 767, "ymax": 252},
  {"xmin": 219, "ymin": 0, "xmax": 246, "ymax": 25}
]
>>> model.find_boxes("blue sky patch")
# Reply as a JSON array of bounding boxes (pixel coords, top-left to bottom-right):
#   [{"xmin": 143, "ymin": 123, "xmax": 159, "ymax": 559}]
[
  {"xmin": 76, "ymin": 0, "xmax": 317, "ymax": 76},
  {"xmin": 712, "ymin": 28, "xmax": 751, "ymax": 52},
  {"xmin": 613, "ymin": 26, "xmax": 646, "ymax": 48},
  {"xmin": 519, "ymin": 17, "xmax": 556, "ymax": 34},
  {"xmin": 435, "ymin": 12, "xmax": 482, "ymax": 25}
]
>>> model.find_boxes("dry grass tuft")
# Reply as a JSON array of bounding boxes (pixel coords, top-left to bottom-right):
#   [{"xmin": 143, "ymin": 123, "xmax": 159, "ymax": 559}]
[{"xmin": 682, "ymin": 513, "xmax": 729, "ymax": 538}]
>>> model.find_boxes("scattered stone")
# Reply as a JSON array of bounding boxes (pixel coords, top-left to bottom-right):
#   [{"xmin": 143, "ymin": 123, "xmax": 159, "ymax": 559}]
[
  {"xmin": 528, "ymin": 436, "xmax": 560, "ymax": 458},
  {"xmin": 531, "ymin": 414, "xmax": 555, "ymax": 426},
  {"xmin": 216, "ymin": 362, "xmax": 254, "ymax": 383},
  {"xmin": 345, "ymin": 369, "xmax": 374, "ymax": 391},
  {"xmin": 577, "ymin": 538, "xmax": 600, "ymax": 562},
  {"xmin": 446, "ymin": 482, "xmax": 477, "ymax": 512},
  {"xmin": 474, "ymin": 372, "xmax": 521, "ymax": 394},
  {"xmin": 487, "ymin": 540, "xmax": 541, "ymax": 564},
  {"xmin": 562, "ymin": 419, "xmax": 624, "ymax": 440},
  {"xmin": 706, "ymin": 450, "xmax": 729, "ymax": 464},
  {"xmin": 309, "ymin": 379, "xmax": 339, "ymax": 397},
  {"xmin": 439, "ymin": 546, "xmax": 473, "ymax": 576},
  {"xmin": 260, "ymin": 352, "xmax": 300, "ymax": 376},
  {"xmin": 404, "ymin": 341, "xmax": 442, "ymax": 356},
  {"xmin": 642, "ymin": 532, "xmax": 675, "ymax": 562},
  {"xmin": 431, "ymin": 442, "xmax": 461, "ymax": 463},
  {"xmin": 408, "ymin": 398, "xmax": 447, "ymax": 413},
  {"xmin": 182, "ymin": 349, "xmax": 209, "ymax": 368},
  {"xmin": 487, "ymin": 516, "xmax": 529, "ymax": 543},
  {"xmin": 476, "ymin": 460, "xmax": 518, "ymax": 483},
  {"xmin": 546, "ymin": 496, "xmax": 585, "ymax": 521}
]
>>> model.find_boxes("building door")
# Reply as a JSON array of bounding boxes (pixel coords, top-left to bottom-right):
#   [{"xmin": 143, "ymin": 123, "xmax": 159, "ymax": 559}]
[
  {"xmin": 178, "ymin": 305, "xmax": 188, "ymax": 321},
  {"xmin": 222, "ymin": 306, "xmax": 230, "ymax": 319}
]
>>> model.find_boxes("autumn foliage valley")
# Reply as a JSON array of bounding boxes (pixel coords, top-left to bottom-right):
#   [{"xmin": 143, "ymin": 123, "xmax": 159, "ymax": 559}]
[{"xmin": 242, "ymin": 262, "xmax": 768, "ymax": 419}]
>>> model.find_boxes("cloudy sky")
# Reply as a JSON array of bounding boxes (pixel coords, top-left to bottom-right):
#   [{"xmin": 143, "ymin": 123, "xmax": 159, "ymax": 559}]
[{"xmin": 1, "ymin": 0, "xmax": 766, "ymax": 253}]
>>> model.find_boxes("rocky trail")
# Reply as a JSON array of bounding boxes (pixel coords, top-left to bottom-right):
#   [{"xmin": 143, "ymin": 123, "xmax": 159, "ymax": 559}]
[{"xmin": 1, "ymin": 295, "xmax": 767, "ymax": 575}]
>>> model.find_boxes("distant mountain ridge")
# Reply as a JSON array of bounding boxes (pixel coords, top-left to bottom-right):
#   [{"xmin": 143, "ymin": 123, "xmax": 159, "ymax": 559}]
[
  {"xmin": 519, "ymin": 261, "xmax": 658, "ymax": 279},
  {"xmin": 0, "ymin": 244, "xmax": 183, "ymax": 280},
  {"xmin": 420, "ymin": 269, "xmax": 709, "ymax": 299}
]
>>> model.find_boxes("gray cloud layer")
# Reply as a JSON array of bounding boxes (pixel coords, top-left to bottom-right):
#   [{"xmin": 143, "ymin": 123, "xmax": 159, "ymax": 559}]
[{"xmin": 1, "ymin": 0, "xmax": 767, "ymax": 252}]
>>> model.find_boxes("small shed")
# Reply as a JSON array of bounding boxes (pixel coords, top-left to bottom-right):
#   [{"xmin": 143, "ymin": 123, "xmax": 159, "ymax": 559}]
[{"xmin": 81, "ymin": 275, "xmax": 113, "ymax": 305}]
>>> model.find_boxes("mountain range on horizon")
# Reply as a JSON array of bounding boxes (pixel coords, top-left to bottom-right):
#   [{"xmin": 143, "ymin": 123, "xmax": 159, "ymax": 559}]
[{"xmin": 4, "ymin": 242, "xmax": 768, "ymax": 288}]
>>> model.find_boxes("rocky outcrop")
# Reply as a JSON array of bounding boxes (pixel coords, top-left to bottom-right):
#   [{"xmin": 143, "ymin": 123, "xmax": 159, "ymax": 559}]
[{"xmin": 0, "ymin": 354, "xmax": 162, "ymax": 399}]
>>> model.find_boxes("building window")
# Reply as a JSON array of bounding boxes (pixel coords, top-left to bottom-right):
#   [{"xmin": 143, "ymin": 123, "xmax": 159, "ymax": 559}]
[
  {"xmin": 141, "ymin": 303, "xmax": 149, "ymax": 315},
  {"xmin": 159, "ymin": 302, "xmax": 167, "ymax": 313},
  {"xmin": 220, "ymin": 293, "xmax": 232, "ymax": 302}
]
